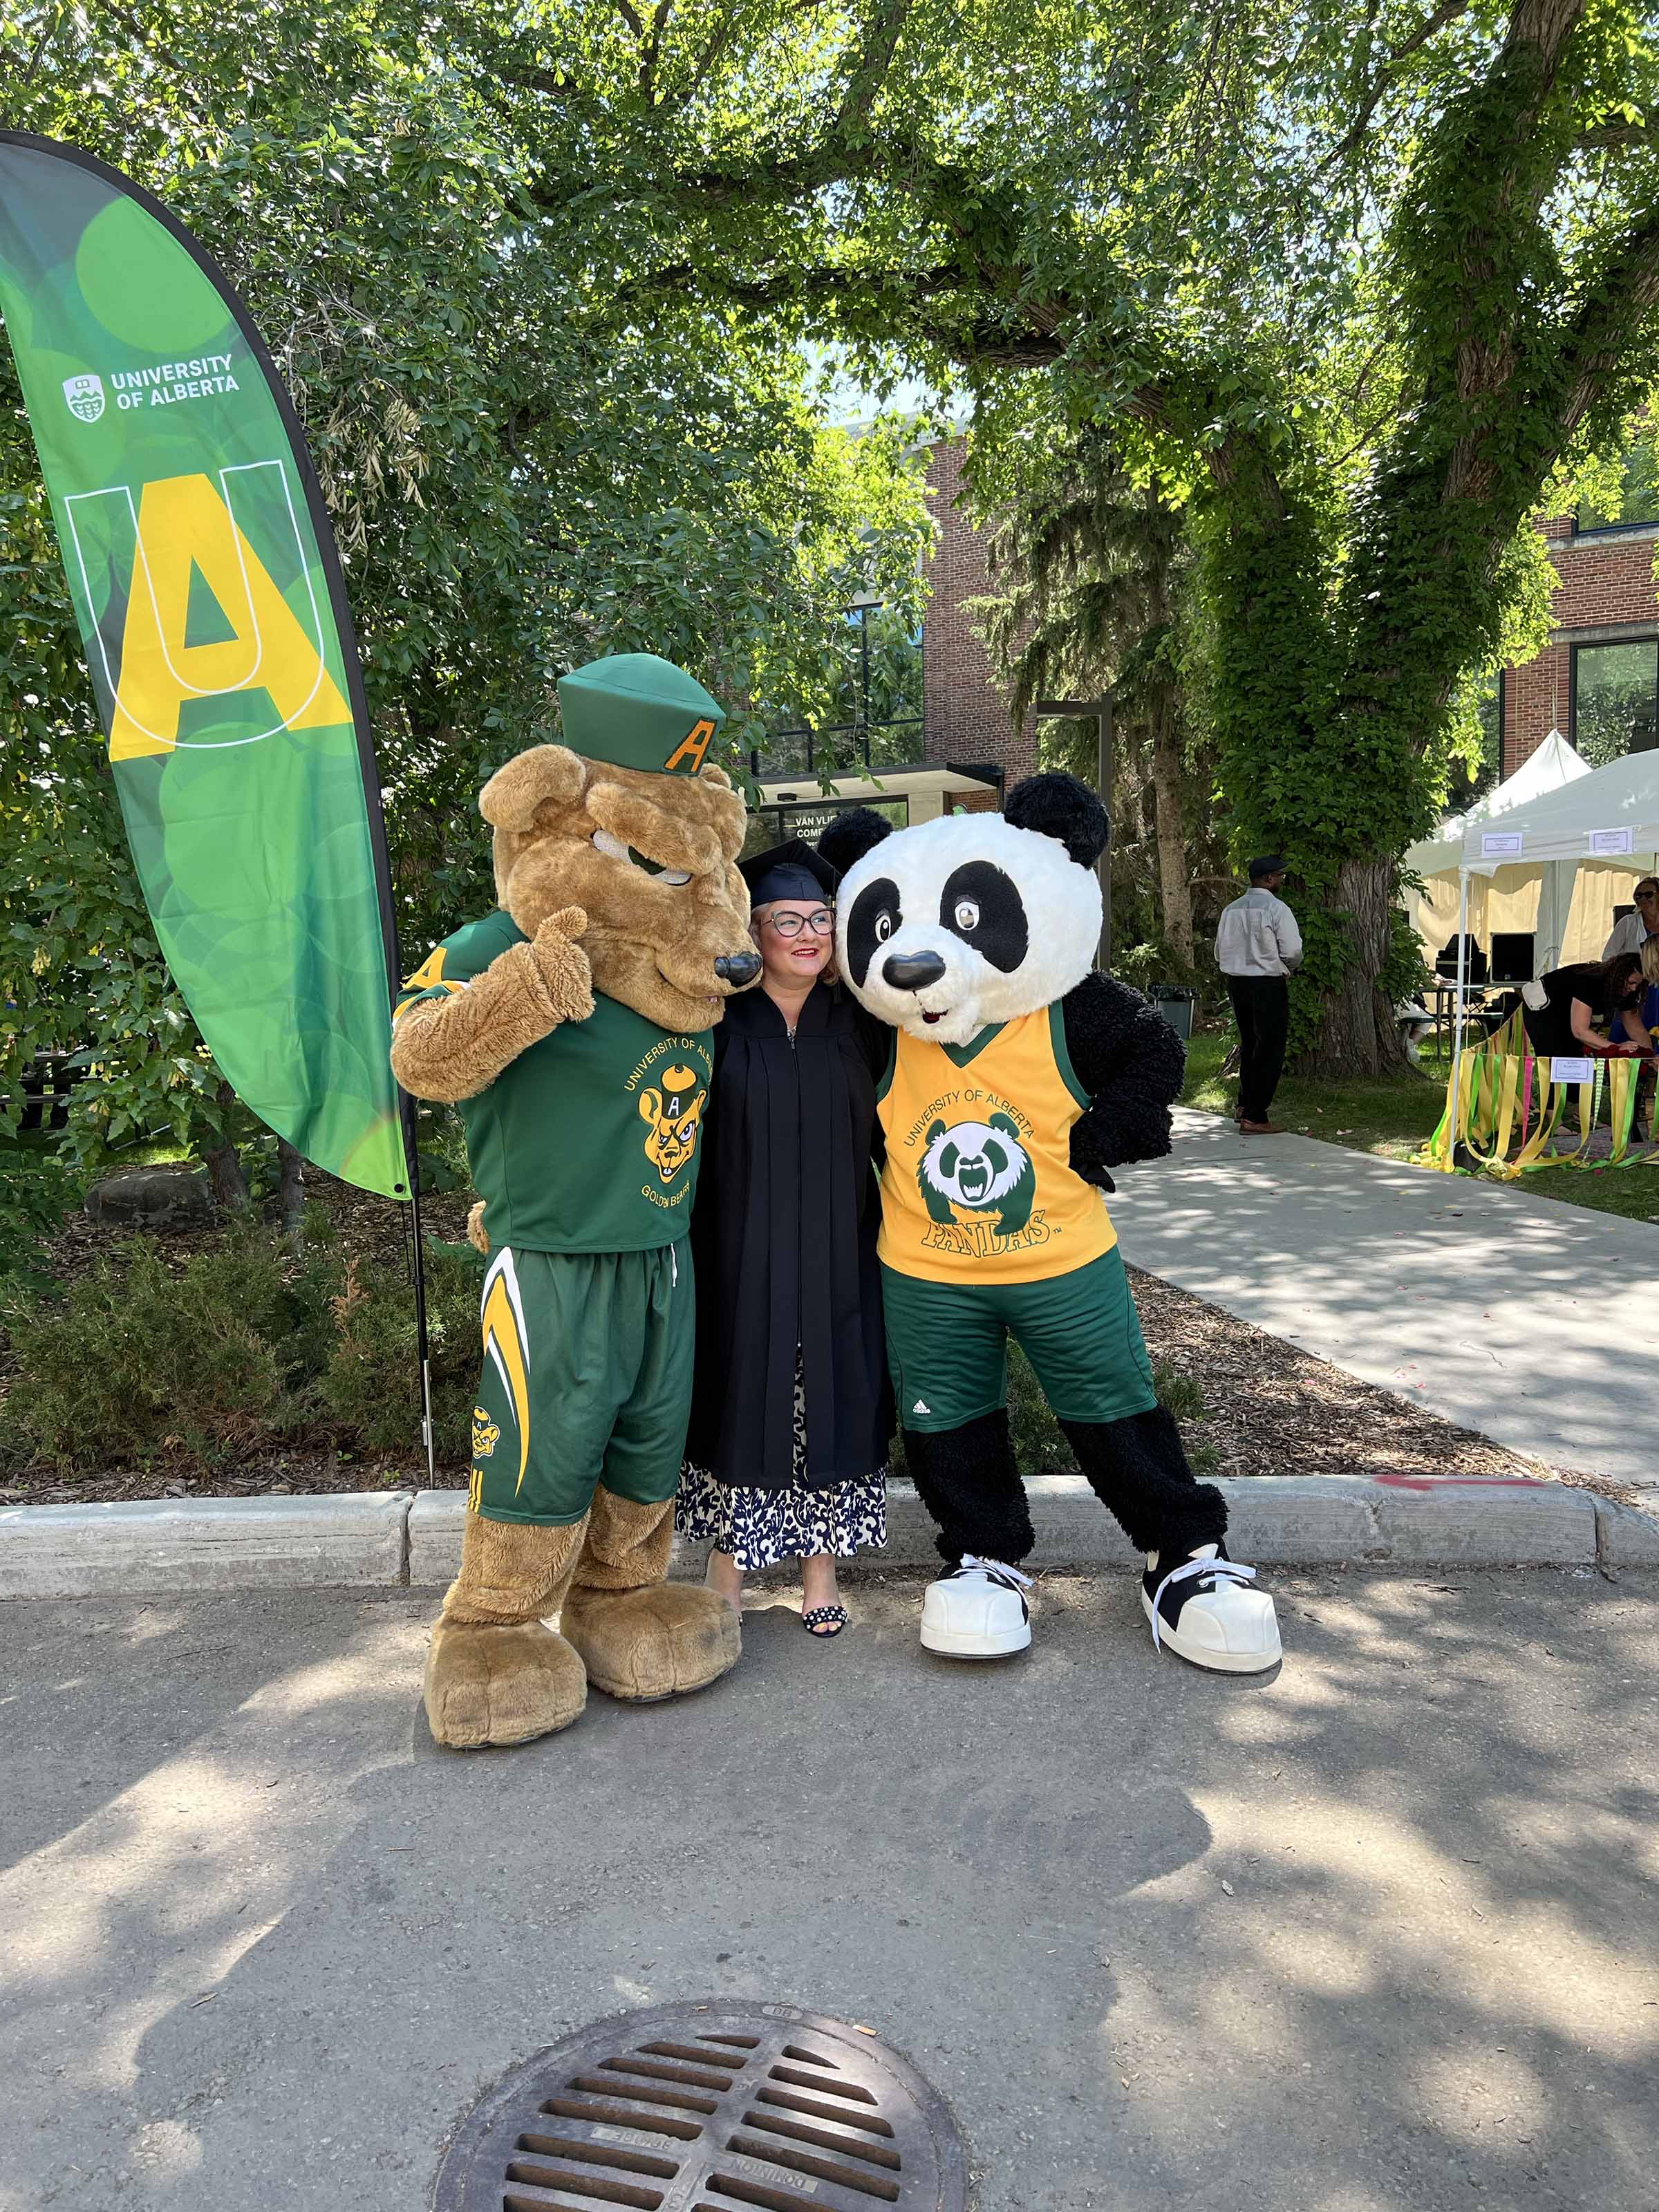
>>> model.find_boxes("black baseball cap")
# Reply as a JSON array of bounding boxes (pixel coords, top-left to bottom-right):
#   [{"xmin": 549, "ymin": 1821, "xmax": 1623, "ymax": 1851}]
[{"xmin": 1248, "ymin": 854, "xmax": 1288, "ymax": 881}]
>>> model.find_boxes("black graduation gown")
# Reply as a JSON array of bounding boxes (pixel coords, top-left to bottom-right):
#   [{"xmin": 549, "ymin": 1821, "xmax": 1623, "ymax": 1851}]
[{"xmin": 685, "ymin": 981, "xmax": 890, "ymax": 1490}]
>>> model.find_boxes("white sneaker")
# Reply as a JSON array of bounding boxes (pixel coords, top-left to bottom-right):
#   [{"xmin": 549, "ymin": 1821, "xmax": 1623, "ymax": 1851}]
[
  {"xmin": 1141, "ymin": 1544, "xmax": 1282, "ymax": 1674},
  {"xmin": 919, "ymin": 1555, "xmax": 1033, "ymax": 1658}
]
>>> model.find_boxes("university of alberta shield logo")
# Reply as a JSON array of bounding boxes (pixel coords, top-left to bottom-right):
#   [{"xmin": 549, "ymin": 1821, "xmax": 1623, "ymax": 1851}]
[{"xmin": 62, "ymin": 374, "xmax": 104, "ymax": 424}]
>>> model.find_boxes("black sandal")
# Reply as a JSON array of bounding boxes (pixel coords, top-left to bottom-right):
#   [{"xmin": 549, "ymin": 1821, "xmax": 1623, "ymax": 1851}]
[{"xmin": 801, "ymin": 1604, "xmax": 850, "ymax": 1638}]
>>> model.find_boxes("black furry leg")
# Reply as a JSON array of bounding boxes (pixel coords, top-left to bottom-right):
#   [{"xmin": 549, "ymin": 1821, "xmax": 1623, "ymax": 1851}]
[
  {"xmin": 902, "ymin": 1412, "xmax": 1034, "ymax": 1567},
  {"xmin": 1058, "ymin": 1407, "xmax": 1228, "ymax": 1558}
]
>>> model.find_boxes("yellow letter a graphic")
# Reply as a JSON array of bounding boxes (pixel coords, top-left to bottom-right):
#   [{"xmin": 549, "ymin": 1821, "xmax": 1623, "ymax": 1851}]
[{"xmin": 109, "ymin": 471, "xmax": 350, "ymax": 760}]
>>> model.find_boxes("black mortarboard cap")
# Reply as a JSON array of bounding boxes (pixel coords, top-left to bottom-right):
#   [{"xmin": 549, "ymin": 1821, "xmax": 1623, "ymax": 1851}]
[{"xmin": 739, "ymin": 838, "xmax": 838, "ymax": 906}]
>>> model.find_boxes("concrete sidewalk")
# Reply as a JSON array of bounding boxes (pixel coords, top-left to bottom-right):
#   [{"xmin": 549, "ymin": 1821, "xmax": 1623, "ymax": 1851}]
[
  {"xmin": 1112, "ymin": 1109, "xmax": 1653, "ymax": 1487},
  {"xmin": 3, "ymin": 1573, "xmax": 1656, "ymax": 2211}
]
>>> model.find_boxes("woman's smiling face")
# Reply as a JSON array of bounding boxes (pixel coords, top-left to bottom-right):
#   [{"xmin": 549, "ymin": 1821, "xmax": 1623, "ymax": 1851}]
[{"xmin": 755, "ymin": 899, "xmax": 834, "ymax": 986}]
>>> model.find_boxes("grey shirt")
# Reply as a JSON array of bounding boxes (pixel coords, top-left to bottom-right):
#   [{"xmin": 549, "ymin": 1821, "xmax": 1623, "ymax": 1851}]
[{"xmin": 1216, "ymin": 887, "xmax": 1304, "ymax": 979}]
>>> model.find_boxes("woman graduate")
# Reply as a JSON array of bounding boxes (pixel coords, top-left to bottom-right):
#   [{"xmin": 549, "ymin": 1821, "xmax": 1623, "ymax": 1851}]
[{"xmin": 677, "ymin": 836, "xmax": 891, "ymax": 1635}]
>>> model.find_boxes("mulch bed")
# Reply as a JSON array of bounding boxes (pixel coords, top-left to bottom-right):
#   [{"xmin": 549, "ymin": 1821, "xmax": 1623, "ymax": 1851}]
[{"xmin": 0, "ymin": 1167, "xmax": 1582, "ymax": 1506}]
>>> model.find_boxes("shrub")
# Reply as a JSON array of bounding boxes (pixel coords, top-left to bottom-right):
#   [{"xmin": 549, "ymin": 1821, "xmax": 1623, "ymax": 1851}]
[
  {"xmin": 0, "ymin": 1144, "xmax": 77, "ymax": 1288},
  {"xmin": 319, "ymin": 1237, "xmax": 483, "ymax": 1465},
  {"xmin": 0, "ymin": 1225, "xmax": 319, "ymax": 1471},
  {"xmin": 0, "ymin": 1217, "xmax": 483, "ymax": 1476}
]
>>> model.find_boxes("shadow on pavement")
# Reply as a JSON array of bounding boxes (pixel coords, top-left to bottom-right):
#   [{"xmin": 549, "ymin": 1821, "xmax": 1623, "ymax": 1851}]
[{"xmin": 1, "ymin": 1571, "xmax": 1655, "ymax": 2208}]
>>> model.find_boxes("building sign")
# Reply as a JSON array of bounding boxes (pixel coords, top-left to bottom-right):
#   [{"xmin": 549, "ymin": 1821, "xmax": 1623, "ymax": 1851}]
[{"xmin": 755, "ymin": 795, "xmax": 908, "ymax": 846}]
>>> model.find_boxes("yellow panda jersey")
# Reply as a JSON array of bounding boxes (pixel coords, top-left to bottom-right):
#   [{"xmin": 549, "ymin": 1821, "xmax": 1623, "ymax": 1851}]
[{"xmin": 874, "ymin": 1004, "xmax": 1118, "ymax": 1285}]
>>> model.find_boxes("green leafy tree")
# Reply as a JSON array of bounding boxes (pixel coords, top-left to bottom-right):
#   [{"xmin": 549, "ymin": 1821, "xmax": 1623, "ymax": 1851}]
[
  {"xmin": 0, "ymin": 5, "xmax": 928, "ymax": 1170},
  {"xmin": 970, "ymin": 437, "xmax": 1221, "ymax": 968},
  {"xmin": 447, "ymin": 0, "xmax": 1654, "ymax": 1071}
]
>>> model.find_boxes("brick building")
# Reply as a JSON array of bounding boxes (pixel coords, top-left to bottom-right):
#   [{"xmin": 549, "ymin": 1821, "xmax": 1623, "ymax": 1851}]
[
  {"xmin": 1501, "ymin": 511, "xmax": 1659, "ymax": 776},
  {"xmin": 915, "ymin": 438, "xmax": 1037, "ymax": 789},
  {"xmin": 751, "ymin": 436, "xmax": 1044, "ymax": 840}
]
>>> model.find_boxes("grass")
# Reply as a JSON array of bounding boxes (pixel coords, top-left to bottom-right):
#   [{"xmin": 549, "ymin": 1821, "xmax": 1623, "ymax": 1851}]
[{"xmin": 1180, "ymin": 1027, "xmax": 1659, "ymax": 1225}]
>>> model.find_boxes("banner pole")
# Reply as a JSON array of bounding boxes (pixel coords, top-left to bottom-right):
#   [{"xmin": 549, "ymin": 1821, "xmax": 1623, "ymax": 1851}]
[{"xmin": 400, "ymin": 1087, "xmax": 436, "ymax": 1488}]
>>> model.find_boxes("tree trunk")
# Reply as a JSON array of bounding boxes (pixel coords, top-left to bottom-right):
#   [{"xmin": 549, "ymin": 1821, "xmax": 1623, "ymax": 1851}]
[
  {"xmin": 203, "ymin": 1079, "xmax": 250, "ymax": 1212},
  {"xmin": 1147, "ymin": 695, "xmax": 1194, "ymax": 965},
  {"xmin": 1294, "ymin": 853, "xmax": 1409, "ymax": 1078},
  {"xmin": 277, "ymin": 1138, "xmax": 306, "ymax": 1239},
  {"xmin": 203, "ymin": 1140, "xmax": 249, "ymax": 1212}
]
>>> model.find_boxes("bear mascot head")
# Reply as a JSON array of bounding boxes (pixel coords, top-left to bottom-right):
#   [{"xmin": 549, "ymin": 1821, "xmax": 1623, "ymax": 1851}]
[{"xmin": 478, "ymin": 653, "xmax": 759, "ymax": 1035}]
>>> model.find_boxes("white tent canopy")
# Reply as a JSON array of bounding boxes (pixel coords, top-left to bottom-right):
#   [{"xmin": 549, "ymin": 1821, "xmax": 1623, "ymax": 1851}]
[
  {"xmin": 1405, "ymin": 740, "xmax": 1649, "ymax": 974},
  {"xmin": 1460, "ymin": 744, "xmax": 1659, "ymax": 870},
  {"xmin": 1443, "ymin": 748, "xmax": 1659, "ymax": 1144},
  {"xmin": 1405, "ymin": 731, "xmax": 1588, "ymax": 881}
]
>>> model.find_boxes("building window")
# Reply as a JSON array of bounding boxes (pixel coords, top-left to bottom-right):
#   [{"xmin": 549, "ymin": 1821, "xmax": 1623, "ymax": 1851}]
[
  {"xmin": 1571, "ymin": 638, "xmax": 1659, "ymax": 764},
  {"xmin": 753, "ymin": 599, "xmax": 924, "ymax": 779},
  {"xmin": 1575, "ymin": 433, "xmax": 1659, "ymax": 535}
]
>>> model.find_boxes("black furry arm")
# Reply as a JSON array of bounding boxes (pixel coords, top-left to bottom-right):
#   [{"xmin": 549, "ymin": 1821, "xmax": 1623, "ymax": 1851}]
[{"xmin": 1061, "ymin": 971, "xmax": 1186, "ymax": 1188}]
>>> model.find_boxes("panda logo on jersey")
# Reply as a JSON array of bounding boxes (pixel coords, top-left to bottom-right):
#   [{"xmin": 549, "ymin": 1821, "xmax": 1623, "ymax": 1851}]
[
  {"xmin": 918, "ymin": 1114, "xmax": 1035, "ymax": 1236},
  {"xmin": 834, "ymin": 782, "xmax": 1107, "ymax": 1047}
]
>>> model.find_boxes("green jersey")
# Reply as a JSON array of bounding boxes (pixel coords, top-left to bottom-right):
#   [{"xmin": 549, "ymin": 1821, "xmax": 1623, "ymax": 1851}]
[{"xmin": 395, "ymin": 911, "xmax": 713, "ymax": 1253}]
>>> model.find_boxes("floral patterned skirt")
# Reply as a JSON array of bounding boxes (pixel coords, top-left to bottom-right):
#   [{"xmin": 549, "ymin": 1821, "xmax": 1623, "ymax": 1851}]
[{"xmin": 675, "ymin": 1347, "xmax": 889, "ymax": 1571}]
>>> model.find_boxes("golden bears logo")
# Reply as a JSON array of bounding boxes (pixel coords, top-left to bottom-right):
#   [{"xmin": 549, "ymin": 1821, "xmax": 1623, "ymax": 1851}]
[
  {"xmin": 471, "ymin": 1405, "xmax": 500, "ymax": 1460},
  {"xmin": 638, "ymin": 1064, "xmax": 706, "ymax": 1183}
]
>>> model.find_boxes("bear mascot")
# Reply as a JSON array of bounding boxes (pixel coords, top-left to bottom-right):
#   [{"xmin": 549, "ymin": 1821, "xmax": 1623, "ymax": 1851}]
[
  {"xmin": 830, "ymin": 774, "xmax": 1282, "ymax": 1674},
  {"xmin": 391, "ymin": 653, "xmax": 762, "ymax": 1749}
]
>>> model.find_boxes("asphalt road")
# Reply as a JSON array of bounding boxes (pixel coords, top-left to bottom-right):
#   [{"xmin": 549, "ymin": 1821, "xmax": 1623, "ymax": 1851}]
[{"xmin": 3, "ymin": 1568, "xmax": 1657, "ymax": 2211}]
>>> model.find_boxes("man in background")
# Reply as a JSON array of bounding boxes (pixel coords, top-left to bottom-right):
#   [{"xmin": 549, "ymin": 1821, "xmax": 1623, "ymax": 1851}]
[
  {"xmin": 1603, "ymin": 877, "xmax": 1659, "ymax": 959},
  {"xmin": 1216, "ymin": 855, "xmax": 1302, "ymax": 1135}
]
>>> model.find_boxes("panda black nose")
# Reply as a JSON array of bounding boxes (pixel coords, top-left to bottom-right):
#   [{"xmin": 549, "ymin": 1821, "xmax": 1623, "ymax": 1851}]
[
  {"xmin": 883, "ymin": 950, "xmax": 947, "ymax": 991},
  {"xmin": 715, "ymin": 951, "xmax": 762, "ymax": 986}
]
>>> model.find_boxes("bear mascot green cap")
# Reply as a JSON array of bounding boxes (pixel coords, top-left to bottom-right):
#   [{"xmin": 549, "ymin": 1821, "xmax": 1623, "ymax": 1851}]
[{"xmin": 391, "ymin": 654, "xmax": 761, "ymax": 1749}]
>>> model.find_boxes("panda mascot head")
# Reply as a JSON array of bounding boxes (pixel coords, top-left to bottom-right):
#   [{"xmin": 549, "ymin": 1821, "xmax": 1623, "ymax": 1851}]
[{"xmin": 834, "ymin": 773, "xmax": 1108, "ymax": 1046}]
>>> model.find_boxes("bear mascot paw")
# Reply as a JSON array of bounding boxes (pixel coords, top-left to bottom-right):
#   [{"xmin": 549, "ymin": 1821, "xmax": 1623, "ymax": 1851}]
[{"xmin": 392, "ymin": 655, "xmax": 758, "ymax": 1747}]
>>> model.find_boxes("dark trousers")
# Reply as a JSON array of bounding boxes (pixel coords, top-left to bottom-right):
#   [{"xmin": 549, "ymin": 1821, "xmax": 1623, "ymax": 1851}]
[
  {"xmin": 1226, "ymin": 975, "xmax": 1291, "ymax": 1123},
  {"xmin": 903, "ymin": 1406, "xmax": 1228, "ymax": 1568}
]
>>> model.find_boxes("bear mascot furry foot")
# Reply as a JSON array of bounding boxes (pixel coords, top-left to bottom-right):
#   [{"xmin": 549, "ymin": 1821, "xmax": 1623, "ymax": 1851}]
[
  {"xmin": 392, "ymin": 654, "xmax": 757, "ymax": 1747},
  {"xmin": 830, "ymin": 776, "xmax": 1281, "ymax": 1677}
]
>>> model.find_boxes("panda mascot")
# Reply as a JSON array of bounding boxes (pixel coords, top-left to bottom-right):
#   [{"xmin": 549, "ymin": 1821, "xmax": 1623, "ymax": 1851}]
[{"xmin": 825, "ymin": 775, "xmax": 1282, "ymax": 1675}]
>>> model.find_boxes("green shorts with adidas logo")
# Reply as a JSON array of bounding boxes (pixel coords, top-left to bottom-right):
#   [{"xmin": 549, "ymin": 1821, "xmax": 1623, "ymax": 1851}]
[{"xmin": 880, "ymin": 1247, "xmax": 1158, "ymax": 1433}]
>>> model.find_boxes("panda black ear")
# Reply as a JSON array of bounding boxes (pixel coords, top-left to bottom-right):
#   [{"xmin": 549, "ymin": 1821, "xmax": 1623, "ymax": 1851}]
[
  {"xmin": 816, "ymin": 807, "xmax": 892, "ymax": 879},
  {"xmin": 1004, "ymin": 772, "xmax": 1109, "ymax": 869}
]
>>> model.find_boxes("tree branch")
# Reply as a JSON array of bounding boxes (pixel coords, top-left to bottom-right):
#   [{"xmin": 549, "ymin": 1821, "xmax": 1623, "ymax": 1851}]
[
  {"xmin": 1320, "ymin": 0, "xmax": 1476, "ymax": 170},
  {"xmin": 1576, "ymin": 122, "xmax": 1658, "ymax": 150},
  {"xmin": 1559, "ymin": 204, "xmax": 1659, "ymax": 438},
  {"xmin": 639, "ymin": 0, "xmax": 675, "ymax": 99}
]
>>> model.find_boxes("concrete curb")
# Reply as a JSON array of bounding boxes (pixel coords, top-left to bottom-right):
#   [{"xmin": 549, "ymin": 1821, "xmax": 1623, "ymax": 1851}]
[{"xmin": 2, "ymin": 1475, "xmax": 1649, "ymax": 1600}]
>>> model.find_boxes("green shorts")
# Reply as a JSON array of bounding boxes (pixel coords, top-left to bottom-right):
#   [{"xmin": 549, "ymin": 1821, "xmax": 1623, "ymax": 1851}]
[
  {"xmin": 469, "ymin": 1240, "xmax": 693, "ymax": 1525},
  {"xmin": 881, "ymin": 1248, "xmax": 1158, "ymax": 1433}
]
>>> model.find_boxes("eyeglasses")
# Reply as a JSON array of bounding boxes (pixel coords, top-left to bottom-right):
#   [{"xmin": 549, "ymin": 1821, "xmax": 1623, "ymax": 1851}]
[{"xmin": 765, "ymin": 908, "xmax": 834, "ymax": 937}]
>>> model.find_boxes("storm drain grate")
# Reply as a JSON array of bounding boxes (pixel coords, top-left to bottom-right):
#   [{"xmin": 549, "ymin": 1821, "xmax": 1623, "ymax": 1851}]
[{"xmin": 433, "ymin": 2001, "xmax": 966, "ymax": 2212}]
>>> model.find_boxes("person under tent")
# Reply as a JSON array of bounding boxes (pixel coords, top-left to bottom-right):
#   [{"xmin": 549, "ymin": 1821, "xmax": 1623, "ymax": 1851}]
[
  {"xmin": 1602, "ymin": 877, "xmax": 1659, "ymax": 960},
  {"xmin": 1520, "ymin": 953, "xmax": 1649, "ymax": 1060}
]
